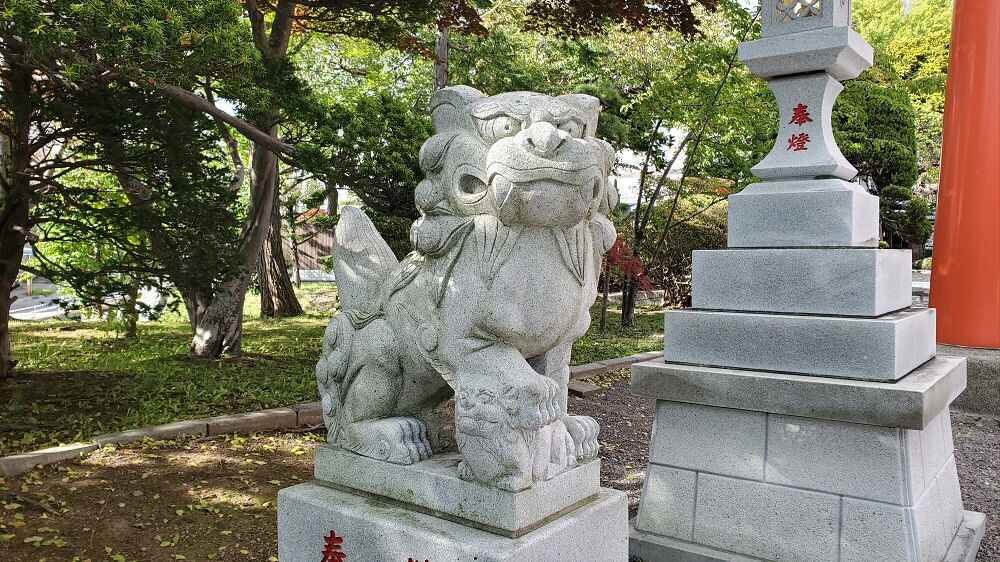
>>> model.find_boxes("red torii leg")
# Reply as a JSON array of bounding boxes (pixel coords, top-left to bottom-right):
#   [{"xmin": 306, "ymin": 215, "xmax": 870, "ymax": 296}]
[{"xmin": 929, "ymin": 0, "xmax": 1000, "ymax": 348}]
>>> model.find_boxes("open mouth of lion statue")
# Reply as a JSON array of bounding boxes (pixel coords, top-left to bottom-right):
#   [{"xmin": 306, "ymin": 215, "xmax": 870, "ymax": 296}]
[
  {"xmin": 482, "ymin": 109, "xmax": 611, "ymax": 228},
  {"xmin": 415, "ymin": 89, "xmax": 617, "ymax": 230},
  {"xmin": 486, "ymin": 162, "xmax": 603, "ymax": 228}
]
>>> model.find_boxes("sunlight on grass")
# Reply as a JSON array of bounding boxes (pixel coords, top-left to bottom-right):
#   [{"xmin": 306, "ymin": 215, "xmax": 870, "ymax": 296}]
[{"xmin": 1, "ymin": 282, "xmax": 664, "ymax": 456}]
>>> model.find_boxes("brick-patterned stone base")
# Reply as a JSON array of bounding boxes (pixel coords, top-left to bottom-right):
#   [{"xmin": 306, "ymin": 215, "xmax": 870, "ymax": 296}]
[{"xmin": 630, "ymin": 360, "xmax": 986, "ymax": 562}]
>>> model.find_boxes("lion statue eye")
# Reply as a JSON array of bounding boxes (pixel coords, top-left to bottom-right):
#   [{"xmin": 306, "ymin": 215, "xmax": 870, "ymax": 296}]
[
  {"xmin": 478, "ymin": 115, "xmax": 522, "ymax": 141},
  {"xmin": 558, "ymin": 120, "xmax": 584, "ymax": 138}
]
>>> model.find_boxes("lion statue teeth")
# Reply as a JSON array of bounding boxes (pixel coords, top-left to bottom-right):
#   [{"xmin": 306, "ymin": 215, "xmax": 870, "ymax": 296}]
[{"xmin": 316, "ymin": 86, "xmax": 618, "ymax": 491}]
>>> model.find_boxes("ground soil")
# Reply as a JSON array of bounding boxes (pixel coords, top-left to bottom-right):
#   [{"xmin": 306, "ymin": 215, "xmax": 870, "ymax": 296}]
[
  {"xmin": 567, "ymin": 369, "xmax": 655, "ymax": 518},
  {"xmin": 953, "ymin": 414, "xmax": 1000, "ymax": 561},
  {"xmin": 0, "ymin": 369, "xmax": 996, "ymax": 561}
]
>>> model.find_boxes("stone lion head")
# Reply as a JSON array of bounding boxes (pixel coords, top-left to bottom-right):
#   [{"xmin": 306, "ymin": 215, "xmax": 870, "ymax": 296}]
[{"xmin": 414, "ymin": 86, "xmax": 618, "ymax": 229}]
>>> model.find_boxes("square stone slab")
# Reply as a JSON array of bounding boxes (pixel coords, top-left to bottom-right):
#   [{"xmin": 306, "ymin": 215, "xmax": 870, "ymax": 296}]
[
  {"xmin": 663, "ymin": 307, "xmax": 935, "ymax": 381},
  {"xmin": 691, "ymin": 248, "xmax": 912, "ymax": 316},
  {"xmin": 739, "ymin": 25, "xmax": 873, "ymax": 81},
  {"xmin": 727, "ymin": 179, "xmax": 879, "ymax": 248},
  {"xmin": 630, "ymin": 356, "xmax": 966, "ymax": 430},
  {"xmin": 313, "ymin": 445, "xmax": 600, "ymax": 537},
  {"xmin": 630, "ymin": 510, "xmax": 984, "ymax": 562}
]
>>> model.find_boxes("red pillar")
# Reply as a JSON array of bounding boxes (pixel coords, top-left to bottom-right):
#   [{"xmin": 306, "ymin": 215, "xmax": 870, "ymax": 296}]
[{"xmin": 929, "ymin": 0, "xmax": 1000, "ymax": 348}]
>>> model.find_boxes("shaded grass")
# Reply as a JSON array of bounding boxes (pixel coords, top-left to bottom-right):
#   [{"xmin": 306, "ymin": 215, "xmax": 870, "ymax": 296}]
[
  {"xmin": 1, "ymin": 284, "xmax": 663, "ymax": 456},
  {"xmin": 571, "ymin": 305, "xmax": 664, "ymax": 365}
]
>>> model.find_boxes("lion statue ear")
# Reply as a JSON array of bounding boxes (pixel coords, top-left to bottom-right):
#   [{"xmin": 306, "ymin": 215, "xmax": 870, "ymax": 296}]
[
  {"xmin": 430, "ymin": 86, "xmax": 486, "ymax": 132},
  {"xmin": 555, "ymin": 93, "xmax": 601, "ymax": 137}
]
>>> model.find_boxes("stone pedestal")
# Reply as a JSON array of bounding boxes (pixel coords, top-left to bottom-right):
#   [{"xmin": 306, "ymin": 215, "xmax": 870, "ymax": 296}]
[
  {"xmin": 630, "ymin": 2, "xmax": 985, "ymax": 560},
  {"xmin": 278, "ymin": 446, "xmax": 628, "ymax": 561},
  {"xmin": 629, "ymin": 358, "xmax": 986, "ymax": 562}
]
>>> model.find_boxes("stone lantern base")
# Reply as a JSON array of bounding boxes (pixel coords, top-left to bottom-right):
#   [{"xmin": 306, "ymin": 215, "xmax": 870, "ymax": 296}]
[
  {"xmin": 628, "ymin": 357, "xmax": 987, "ymax": 562},
  {"xmin": 277, "ymin": 448, "xmax": 628, "ymax": 561}
]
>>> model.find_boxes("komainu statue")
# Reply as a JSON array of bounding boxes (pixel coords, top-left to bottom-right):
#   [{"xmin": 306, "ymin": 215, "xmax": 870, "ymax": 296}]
[{"xmin": 316, "ymin": 86, "xmax": 618, "ymax": 492}]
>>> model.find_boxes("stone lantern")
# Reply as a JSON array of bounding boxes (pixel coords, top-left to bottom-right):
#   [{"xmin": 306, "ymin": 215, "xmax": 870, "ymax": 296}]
[{"xmin": 628, "ymin": 1, "xmax": 987, "ymax": 560}]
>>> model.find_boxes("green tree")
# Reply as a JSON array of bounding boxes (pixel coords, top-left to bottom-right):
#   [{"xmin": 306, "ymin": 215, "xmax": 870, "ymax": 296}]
[
  {"xmin": 0, "ymin": 0, "xmax": 455, "ymax": 361},
  {"xmin": 1, "ymin": 0, "xmax": 273, "ymax": 367},
  {"xmin": 833, "ymin": 53, "xmax": 929, "ymax": 249},
  {"xmin": 27, "ymin": 172, "xmax": 160, "ymax": 338},
  {"xmin": 854, "ymin": 0, "xmax": 951, "ymax": 184},
  {"xmin": 29, "ymin": 85, "xmax": 245, "ymax": 341},
  {"xmin": 880, "ymin": 184, "xmax": 934, "ymax": 250},
  {"xmin": 604, "ymin": 1, "xmax": 765, "ymax": 326},
  {"xmin": 835, "ymin": 54, "xmax": 920, "ymax": 189},
  {"xmin": 328, "ymin": 92, "xmax": 434, "ymax": 257}
]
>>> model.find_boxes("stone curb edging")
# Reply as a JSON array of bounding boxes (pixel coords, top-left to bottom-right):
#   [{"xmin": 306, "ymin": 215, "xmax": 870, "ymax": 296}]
[
  {"xmin": 0, "ymin": 402, "xmax": 324, "ymax": 478},
  {"xmin": 569, "ymin": 351, "xmax": 662, "ymax": 380},
  {"xmin": 0, "ymin": 350, "xmax": 662, "ymax": 478},
  {"xmin": 568, "ymin": 350, "xmax": 662, "ymax": 396}
]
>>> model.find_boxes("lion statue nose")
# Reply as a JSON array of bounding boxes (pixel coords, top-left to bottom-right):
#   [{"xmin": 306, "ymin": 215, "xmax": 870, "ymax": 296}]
[{"xmin": 519, "ymin": 121, "xmax": 569, "ymax": 158}]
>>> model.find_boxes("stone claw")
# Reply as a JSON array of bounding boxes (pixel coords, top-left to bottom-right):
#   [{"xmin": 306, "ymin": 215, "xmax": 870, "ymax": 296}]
[
  {"xmin": 496, "ymin": 474, "xmax": 532, "ymax": 492},
  {"xmin": 509, "ymin": 372, "xmax": 561, "ymax": 430},
  {"xmin": 562, "ymin": 415, "xmax": 599, "ymax": 461},
  {"xmin": 347, "ymin": 416, "xmax": 432, "ymax": 465}
]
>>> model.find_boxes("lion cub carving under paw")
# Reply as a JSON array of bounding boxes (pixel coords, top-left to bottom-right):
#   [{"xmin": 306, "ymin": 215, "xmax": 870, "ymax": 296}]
[{"xmin": 316, "ymin": 86, "xmax": 617, "ymax": 491}]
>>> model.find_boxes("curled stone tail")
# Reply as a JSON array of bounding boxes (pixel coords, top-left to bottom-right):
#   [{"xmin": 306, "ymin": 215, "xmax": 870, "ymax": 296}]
[{"xmin": 331, "ymin": 206, "xmax": 398, "ymax": 314}]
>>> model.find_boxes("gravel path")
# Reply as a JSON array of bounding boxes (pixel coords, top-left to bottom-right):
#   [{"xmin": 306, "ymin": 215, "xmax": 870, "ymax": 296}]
[
  {"xmin": 954, "ymin": 415, "xmax": 1000, "ymax": 560},
  {"xmin": 572, "ymin": 369, "xmax": 1000, "ymax": 561},
  {"xmin": 568, "ymin": 369, "xmax": 655, "ymax": 517}
]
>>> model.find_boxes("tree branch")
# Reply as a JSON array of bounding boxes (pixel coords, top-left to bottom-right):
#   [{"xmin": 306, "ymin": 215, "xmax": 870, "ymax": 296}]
[
  {"xmin": 646, "ymin": 9, "xmax": 761, "ymax": 268},
  {"xmin": 128, "ymin": 76, "xmax": 297, "ymax": 160},
  {"xmin": 204, "ymin": 79, "xmax": 246, "ymax": 192}
]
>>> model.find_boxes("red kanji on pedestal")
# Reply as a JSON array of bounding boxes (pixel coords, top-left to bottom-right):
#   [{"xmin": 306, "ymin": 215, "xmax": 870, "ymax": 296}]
[
  {"xmin": 321, "ymin": 530, "xmax": 347, "ymax": 561},
  {"xmin": 786, "ymin": 133, "xmax": 811, "ymax": 151},
  {"xmin": 788, "ymin": 103, "xmax": 813, "ymax": 126}
]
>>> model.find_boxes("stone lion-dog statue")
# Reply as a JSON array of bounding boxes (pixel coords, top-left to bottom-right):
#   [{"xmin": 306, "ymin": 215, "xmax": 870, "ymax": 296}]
[{"xmin": 316, "ymin": 86, "xmax": 618, "ymax": 492}]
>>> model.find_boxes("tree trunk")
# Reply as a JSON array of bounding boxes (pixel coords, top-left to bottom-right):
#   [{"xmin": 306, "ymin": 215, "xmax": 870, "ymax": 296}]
[
  {"xmin": 181, "ymin": 0, "xmax": 298, "ymax": 353},
  {"xmin": 291, "ymin": 241, "xmax": 302, "ymax": 288},
  {"xmin": 599, "ymin": 264, "xmax": 610, "ymax": 332},
  {"xmin": 660, "ymin": 268, "xmax": 673, "ymax": 308},
  {"xmin": 258, "ymin": 185, "xmax": 303, "ymax": 317},
  {"xmin": 435, "ymin": 25, "xmax": 450, "ymax": 90},
  {"xmin": 186, "ymin": 276, "xmax": 248, "ymax": 357},
  {"xmin": 186, "ymin": 135, "xmax": 282, "ymax": 358},
  {"xmin": 0, "ymin": 66, "xmax": 35, "ymax": 379},
  {"xmin": 248, "ymin": 0, "xmax": 301, "ymax": 319},
  {"xmin": 123, "ymin": 278, "xmax": 139, "ymax": 338},
  {"xmin": 327, "ymin": 189, "xmax": 339, "ymax": 214},
  {"xmin": 0, "ymin": 195, "xmax": 28, "ymax": 378},
  {"xmin": 621, "ymin": 281, "xmax": 637, "ymax": 329}
]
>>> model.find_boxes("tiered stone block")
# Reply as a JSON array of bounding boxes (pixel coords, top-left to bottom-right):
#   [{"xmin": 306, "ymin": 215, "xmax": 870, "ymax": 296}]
[
  {"xmin": 664, "ymin": 307, "xmax": 936, "ymax": 381},
  {"xmin": 692, "ymin": 248, "xmax": 912, "ymax": 316},
  {"xmin": 278, "ymin": 446, "xmax": 628, "ymax": 561},
  {"xmin": 727, "ymin": 180, "xmax": 880, "ymax": 248},
  {"xmin": 739, "ymin": 26, "xmax": 873, "ymax": 81}
]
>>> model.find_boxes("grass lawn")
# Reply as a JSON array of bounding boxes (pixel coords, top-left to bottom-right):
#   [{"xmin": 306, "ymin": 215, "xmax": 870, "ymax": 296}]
[{"xmin": 0, "ymin": 284, "xmax": 664, "ymax": 457}]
